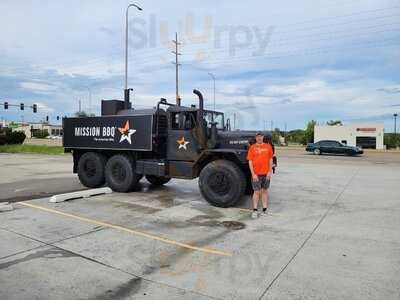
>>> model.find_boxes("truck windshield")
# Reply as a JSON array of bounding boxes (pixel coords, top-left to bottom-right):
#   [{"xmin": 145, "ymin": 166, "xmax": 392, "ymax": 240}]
[{"xmin": 204, "ymin": 111, "xmax": 224, "ymax": 130}]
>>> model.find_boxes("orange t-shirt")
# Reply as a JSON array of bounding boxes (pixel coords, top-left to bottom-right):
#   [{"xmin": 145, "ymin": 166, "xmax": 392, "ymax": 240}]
[{"xmin": 247, "ymin": 143, "xmax": 273, "ymax": 175}]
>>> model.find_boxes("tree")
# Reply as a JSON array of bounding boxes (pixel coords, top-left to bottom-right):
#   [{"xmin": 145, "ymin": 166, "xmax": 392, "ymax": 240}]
[
  {"xmin": 384, "ymin": 133, "xmax": 400, "ymax": 149},
  {"xmin": 33, "ymin": 129, "xmax": 49, "ymax": 139},
  {"xmin": 327, "ymin": 120, "xmax": 342, "ymax": 126},
  {"xmin": 304, "ymin": 120, "xmax": 317, "ymax": 144},
  {"xmin": 272, "ymin": 128, "xmax": 281, "ymax": 144},
  {"xmin": 286, "ymin": 129, "xmax": 305, "ymax": 145}
]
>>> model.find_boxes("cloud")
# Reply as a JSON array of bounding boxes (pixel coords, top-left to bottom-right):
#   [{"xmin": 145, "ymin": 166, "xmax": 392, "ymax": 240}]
[
  {"xmin": 0, "ymin": 0, "xmax": 399, "ymax": 130},
  {"xmin": 36, "ymin": 102, "xmax": 55, "ymax": 113},
  {"xmin": 20, "ymin": 82, "xmax": 56, "ymax": 94},
  {"xmin": 376, "ymin": 87, "xmax": 400, "ymax": 94}
]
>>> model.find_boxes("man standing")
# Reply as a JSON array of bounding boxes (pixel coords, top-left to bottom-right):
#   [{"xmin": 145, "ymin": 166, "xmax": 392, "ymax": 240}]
[{"xmin": 247, "ymin": 132, "xmax": 273, "ymax": 218}]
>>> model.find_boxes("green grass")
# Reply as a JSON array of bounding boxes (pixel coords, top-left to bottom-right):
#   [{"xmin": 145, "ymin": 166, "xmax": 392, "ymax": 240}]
[{"xmin": 0, "ymin": 144, "xmax": 64, "ymax": 154}]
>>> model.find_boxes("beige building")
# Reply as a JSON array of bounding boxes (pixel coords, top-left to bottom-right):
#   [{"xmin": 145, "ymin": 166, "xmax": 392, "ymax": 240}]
[
  {"xmin": 314, "ymin": 123, "xmax": 384, "ymax": 150},
  {"xmin": 2, "ymin": 121, "xmax": 63, "ymax": 138}
]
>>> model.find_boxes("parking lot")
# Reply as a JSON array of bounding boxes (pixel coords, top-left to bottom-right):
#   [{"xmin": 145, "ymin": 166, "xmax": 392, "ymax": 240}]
[{"xmin": 1, "ymin": 149, "xmax": 399, "ymax": 299}]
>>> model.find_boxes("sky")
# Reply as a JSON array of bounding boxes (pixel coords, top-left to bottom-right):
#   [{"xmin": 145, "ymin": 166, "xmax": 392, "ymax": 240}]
[{"xmin": 0, "ymin": 0, "xmax": 399, "ymax": 131}]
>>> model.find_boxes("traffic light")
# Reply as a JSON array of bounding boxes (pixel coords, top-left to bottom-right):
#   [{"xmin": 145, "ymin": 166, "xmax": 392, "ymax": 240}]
[
  {"xmin": 20, "ymin": 103, "xmax": 24, "ymax": 110},
  {"xmin": 33, "ymin": 104, "xmax": 37, "ymax": 113},
  {"xmin": 4, "ymin": 102, "xmax": 8, "ymax": 109},
  {"xmin": 46, "ymin": 116, "xmax": 49, "ymax": 122},
  {"xmin": 56, "ymin": 116, "xmax": 60, "ymax": 121}
]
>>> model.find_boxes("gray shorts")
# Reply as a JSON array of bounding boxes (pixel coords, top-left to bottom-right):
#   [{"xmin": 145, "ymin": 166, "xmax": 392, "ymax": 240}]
[{"xmin": 252, "ymin": 175, "xmax": 270, "ymax": 191}]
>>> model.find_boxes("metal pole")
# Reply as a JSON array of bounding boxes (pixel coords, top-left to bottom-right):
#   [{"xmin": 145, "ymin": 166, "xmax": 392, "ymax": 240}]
[
  {"xmin": 394, "ymin": 113, "xmax": 398, "ymax": 135},
  {"xmin": 124, "ymin": 3, "xmax": 143, "ymax": 104},
  {"xmin": 175, "ymin": 33, "xmax": 179, "ymax": 105},
  {"xmin": 172, "ymin": 32, "xmax": 181, "ymax": 106},
  {"xmin": 284, "ymin": 122, "xmax": 287, "ymax": 144},
  {"xmin": 207, "ymin": 72, "xmax": 216, "ymax": 112}
]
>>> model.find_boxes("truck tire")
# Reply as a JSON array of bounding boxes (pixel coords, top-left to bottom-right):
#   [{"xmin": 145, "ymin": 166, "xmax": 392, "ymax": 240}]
[
  {"xmin": 145, "ymin": 175, "xmax": 171, "ymax": 186},
  {"xmin": 105, "ymin": 154, "xmax": 140, "ymax": 192},
  {"xmin": 199, "ymin": 160, "xmax": 246, "ymax": 207},
  {"xmin": 77, "ymin": 152, "xmax": 107, "ymax": 188}
]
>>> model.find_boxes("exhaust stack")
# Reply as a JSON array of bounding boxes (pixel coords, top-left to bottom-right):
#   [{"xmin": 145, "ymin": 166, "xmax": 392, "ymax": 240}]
[
  {"xmin": 124, "ymin": 88, "xmax": 132, "ymax": 109},
  {"xmin": 193, "ymin": 89, "xmax": 207, "ymax": 149}
]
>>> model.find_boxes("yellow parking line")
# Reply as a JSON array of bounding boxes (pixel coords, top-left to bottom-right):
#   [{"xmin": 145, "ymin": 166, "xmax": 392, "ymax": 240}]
[
  {"xmin": 18, "ymin": 202, "xmax": 232, "ymax": 257},
  {"xmin": 237, "ymin": 207, "xmax": 282, "ymax": 217}
]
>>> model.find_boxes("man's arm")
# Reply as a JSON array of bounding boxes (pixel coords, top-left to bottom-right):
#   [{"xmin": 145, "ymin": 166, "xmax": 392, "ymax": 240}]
[
  {"xmin": 249, "ymin": 160, "xmax": 258, "ymax": 181},
  {"xmin": 267, "ymin": 158, "xmax": 273, "ymax": 179}
]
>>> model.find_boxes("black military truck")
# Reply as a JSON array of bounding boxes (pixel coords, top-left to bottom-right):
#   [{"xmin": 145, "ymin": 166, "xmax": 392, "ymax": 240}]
[{"xmin": 63, "ymin": 90, "xmax": 267, "ymax": 207}]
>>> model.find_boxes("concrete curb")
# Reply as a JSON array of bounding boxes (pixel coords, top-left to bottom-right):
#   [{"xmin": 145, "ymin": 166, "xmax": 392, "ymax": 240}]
[
  {"xmin": 49, "ymin": 187, "xmax": 112, "ymax": 203},
  {"xmin": 0, "ymin": 202, "xmax": 14, "ymax": 212}
]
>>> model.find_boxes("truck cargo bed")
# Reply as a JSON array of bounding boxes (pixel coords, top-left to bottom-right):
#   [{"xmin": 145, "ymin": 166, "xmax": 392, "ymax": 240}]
[{"xmin": 63, "ymin": 115, "xmax": 153, "ymax": 151}]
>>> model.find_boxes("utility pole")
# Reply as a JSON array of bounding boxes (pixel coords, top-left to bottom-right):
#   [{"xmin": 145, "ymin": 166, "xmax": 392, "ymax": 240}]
[
  {"xmin": 172, "ymin": 32, "xmax": 181, "ymax": 106},
  {"xmin": 270, "ymin": 120, "xmax": 273, "ymax": 132},
  {"xmin": 233, "ymin": 113, "xmax": 236, "ymax": 130},
  {"xmin": 207, "ymin": 72, "xmax": 216, "ymax": 112},
  {"xmin": 284, "ymin": 122, "xmax": 287, "ymax": 144}
]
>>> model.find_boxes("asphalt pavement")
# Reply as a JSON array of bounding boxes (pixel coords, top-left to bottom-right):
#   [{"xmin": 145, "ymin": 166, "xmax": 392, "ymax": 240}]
[{"xmin": 0, "ymin": 150, "xmax": 399, "ymax": 299}]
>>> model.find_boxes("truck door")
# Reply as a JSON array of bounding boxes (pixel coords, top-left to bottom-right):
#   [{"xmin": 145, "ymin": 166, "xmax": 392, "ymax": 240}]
[{"xmin": 167, "ymin": 111, "xmax": 201, "ymax": 161}]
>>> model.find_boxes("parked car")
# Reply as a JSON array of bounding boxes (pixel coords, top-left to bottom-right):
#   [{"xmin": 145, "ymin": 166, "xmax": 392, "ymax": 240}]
[{"xmin": 306, "ymin": 140, "xmax": 363, "ymax": 156}]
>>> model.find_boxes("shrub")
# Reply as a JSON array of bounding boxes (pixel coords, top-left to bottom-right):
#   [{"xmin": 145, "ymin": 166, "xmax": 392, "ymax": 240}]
[
  {"xmin": 0, "ymin": 135, "xmax": 6, "ymax": 145},
  {"xmin": 6, "ymin": 131, "xmax": 26, "ymax": 144},
  {"xmin": 33, "ymin": 129, "xmax": 49, "ymax": 139},
  {"xmin": 384, "ymin": 133, "xmax": 400, "ymax": 149}
]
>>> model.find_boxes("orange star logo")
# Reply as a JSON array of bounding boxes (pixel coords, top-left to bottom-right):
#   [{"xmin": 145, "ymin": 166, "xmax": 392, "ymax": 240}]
[
  {"xmin": 118, "ymin": 120, "xmax": 136, "ymax": 144},
  {"xmin": 177, "ymin": 136, "xmax": 189, "ymax": 150},
  {"xmin": 118, "ymin": 121, "xmax": 130, "ymax": 134}
]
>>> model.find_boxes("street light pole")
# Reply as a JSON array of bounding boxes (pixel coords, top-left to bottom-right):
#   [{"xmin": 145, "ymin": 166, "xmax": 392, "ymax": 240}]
[{"xmin": 124, "ymin": 3, "xmax": 142, "ymax": 108}]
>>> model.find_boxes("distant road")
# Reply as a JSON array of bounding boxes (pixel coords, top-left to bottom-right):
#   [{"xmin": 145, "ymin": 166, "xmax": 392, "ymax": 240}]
[
  {"xmin": 1, "ymin": 149, "xmax": 399, "ymax": 203},
  {"xmin": 0, "ymin": 153, "xmax": 85, "ymax": 202}
]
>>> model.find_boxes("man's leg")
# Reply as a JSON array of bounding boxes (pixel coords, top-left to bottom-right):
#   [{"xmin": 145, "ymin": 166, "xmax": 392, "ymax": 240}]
[
  {"xmin": 261, "ymin": 188, "xmax": 268, "ymax": 210},
  {"xmin": 261, "ymin": 177, "xmax": 270, "ymax": 214},
  {"xmin": 252, "ymin": 190, "xmax": 260, "ymax": 210},
  {"xmin": 251, "ymin": 190, "xmax": 260, "ymax": 218}
]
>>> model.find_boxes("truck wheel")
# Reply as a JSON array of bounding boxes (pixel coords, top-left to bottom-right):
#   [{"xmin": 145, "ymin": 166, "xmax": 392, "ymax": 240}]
[
  {"xmin": 77, "ymin": 152, "xmax": 106, "ymax": 188},
  {"xmin": 145, "ymin": 175, "xmax": 171, "ymax": 186},
  {"xmin": 105, "ymin": 155, "xmax": 140, "ymax": 192},
  {"xmin": 199, "ymin": 160, "xmax": 246, "ymax": 207}
]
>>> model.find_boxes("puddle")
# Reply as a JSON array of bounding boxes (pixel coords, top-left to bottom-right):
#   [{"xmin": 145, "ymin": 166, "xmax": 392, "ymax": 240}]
[{"xmin": 221, "ymin": 221, "xmax": 246, "ymax": 230}]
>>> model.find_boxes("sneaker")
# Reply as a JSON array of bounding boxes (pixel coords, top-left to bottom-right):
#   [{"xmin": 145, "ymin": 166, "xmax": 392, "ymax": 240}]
[
  {"xmin": 261, "ymin": 210, "xmax": 268, "ymax": 216},
  {"xmin": 251, "ymin": 211, "xmax": 258, "ymax": 219}
]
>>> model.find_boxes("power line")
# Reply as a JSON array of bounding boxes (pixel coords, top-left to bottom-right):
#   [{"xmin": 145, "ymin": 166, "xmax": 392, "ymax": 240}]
[
  {"xmin": 14, "ymin": 21, "xmax": 397, "ymax": 77},
  {"xmin": 179, "ymin": 21, "xmax": 400, "ymax": 57},
  {"xmin": 181, "ymin": 37, "xmax": 400, "ymax": 67},
  {"xmin": 1, "ymin": 12, "xmax": 398, "ymax": 77},
  {"xmin": 3, "ymin": 7, "xmax": 397, "ymax": 74}
]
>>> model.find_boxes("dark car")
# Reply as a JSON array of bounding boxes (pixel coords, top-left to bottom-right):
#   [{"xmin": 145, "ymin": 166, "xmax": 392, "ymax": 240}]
[{"xmin": 306, "ymin": 140, "xmax": 364, "ymax": 156}]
